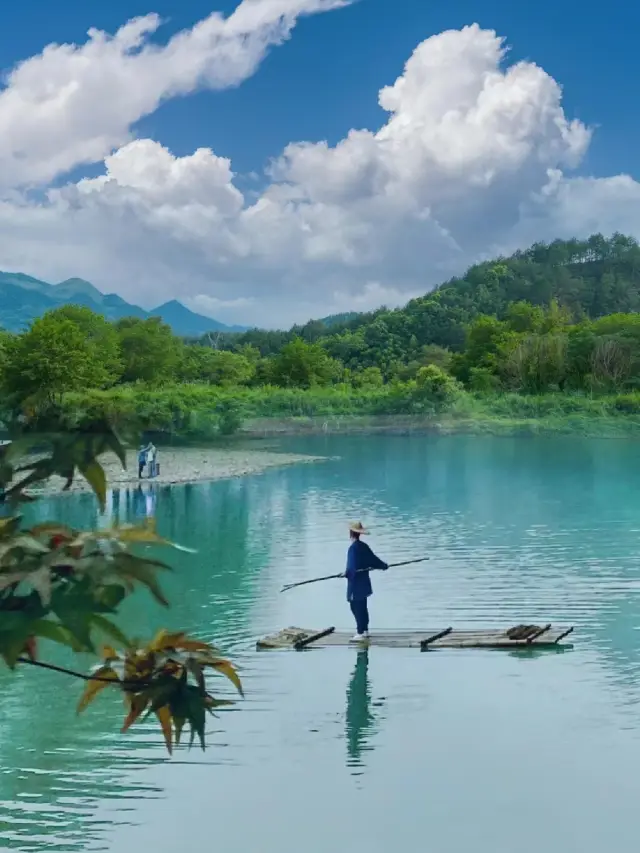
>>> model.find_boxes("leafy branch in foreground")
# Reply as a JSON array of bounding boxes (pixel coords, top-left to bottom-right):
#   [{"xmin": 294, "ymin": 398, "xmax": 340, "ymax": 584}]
[
  {"xmin": 79, "ymin": 630, "xmax": 243, "ymax": 753},
  {"xmin": 0, "ymin": 422, "xmax": 242, "ymax": 752}
]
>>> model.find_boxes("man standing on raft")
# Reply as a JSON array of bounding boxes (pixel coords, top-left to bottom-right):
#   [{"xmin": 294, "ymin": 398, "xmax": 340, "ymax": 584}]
[{"xmin": 344, "ymin": 522, "xmax": 388, "ymax": 641}]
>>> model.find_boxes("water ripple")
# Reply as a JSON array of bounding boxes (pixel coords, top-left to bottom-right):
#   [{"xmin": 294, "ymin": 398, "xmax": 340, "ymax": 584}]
[{"xmin": 2, "ymin": 435, "xmax": 640, "ymax": 852}]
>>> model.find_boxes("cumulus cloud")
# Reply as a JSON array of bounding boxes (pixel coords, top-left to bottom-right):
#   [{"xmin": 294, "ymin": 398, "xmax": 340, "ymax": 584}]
[
  {"xmin": 0, "ymin": 16, "xmax": 638, "ymax": 328},
  {"xmin": 0, "ymin": 0, "xmax": 348, "ymax": 188}
]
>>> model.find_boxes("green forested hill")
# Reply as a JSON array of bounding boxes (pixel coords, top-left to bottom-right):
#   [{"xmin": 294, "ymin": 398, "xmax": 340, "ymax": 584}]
[
  {"xmin": 7, "ymin": 232, "xmax": 640, "ymax": 439},
  {"xmin": 224, "ymin": 233, "xmax": 640, "ymax": 367}
]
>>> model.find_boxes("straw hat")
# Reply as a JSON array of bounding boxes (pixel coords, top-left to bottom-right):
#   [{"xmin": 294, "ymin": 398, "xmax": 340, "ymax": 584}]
[{"xmin": 349, "ymin": 521, "xmax": 369, "ymax": 535}]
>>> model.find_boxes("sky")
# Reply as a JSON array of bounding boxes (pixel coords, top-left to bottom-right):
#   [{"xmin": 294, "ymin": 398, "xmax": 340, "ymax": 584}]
[{"xmin": 0, "ymin": 0, "xmax": 640, "ymax": 329}]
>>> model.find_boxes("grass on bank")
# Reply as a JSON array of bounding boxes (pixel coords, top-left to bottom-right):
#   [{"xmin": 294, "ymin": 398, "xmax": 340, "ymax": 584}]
[{"xmin": 59, "ymin": 383, "xmax": 640, "ymax": 441}]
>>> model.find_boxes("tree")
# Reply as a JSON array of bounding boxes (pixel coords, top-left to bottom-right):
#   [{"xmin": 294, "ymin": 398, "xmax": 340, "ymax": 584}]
[
  {"xmin": 0, "ymin": 423, "xmax": 242, "ymax": 753},
  {"xmin": 49, "ymin": 305, "xmax": 123, "ymax": 384},
  {"xmin": 414, "ymin": 365, "xmax": 462, "ymax": 405},
  {"xmin": 352, "ymin": 366, "xmax": 384, "ymax": 389},
  {"xmin": 450, "ymin": 315, "xmax": 519, "ymax": 386},
  {"xmin": 180, "ymin": 346, "xmax": 255, "ymax": 386},
  {"xmin": 267, "ymin": 338, "xmax": 340, "ymax": 388},
  {"xmin": 3, "ymin": 313, "xmax": 117, "ymax": 406},
  {"xmin": 590, "ymin": 337, "xmax": 632, "ymax": 390},
  {"xmin": 117, "ymin": 317, "xmax": 183, "ymax": 384},
  {"xmin": 504, "ymin": 333, "xmax": 568, "ymax": 393},
  {"xmin": 505, "ymin": 301, "xmax": 545, "ymax": 333}
]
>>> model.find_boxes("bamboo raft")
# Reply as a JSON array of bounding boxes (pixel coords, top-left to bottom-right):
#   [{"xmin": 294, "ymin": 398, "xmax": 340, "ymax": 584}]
[{"xmin": 256, "ymin": 624, "xmax": 574, "ymax": 651}]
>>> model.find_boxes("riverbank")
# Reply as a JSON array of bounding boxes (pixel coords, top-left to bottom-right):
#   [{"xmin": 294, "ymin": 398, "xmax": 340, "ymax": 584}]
[
  {"xmin": 242, "ymin": 412, "xmax": 640, "ymax": 439},
  {"xmin": 29, "ymin": 446, "xmax": 326, "ymax": 497},
  {"xmin": 60, "ymin": 386, "xmax": 640, "ymax": 441}
]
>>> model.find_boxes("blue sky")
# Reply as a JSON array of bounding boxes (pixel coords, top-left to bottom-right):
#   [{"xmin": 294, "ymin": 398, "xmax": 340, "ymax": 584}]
[
  {"xmin": 2, "ymin": 0, "xmax": 636, "ymax": 181},
  {"xmin": 0, "ymin": 0, "xmax": 638, "ymax": 327}
]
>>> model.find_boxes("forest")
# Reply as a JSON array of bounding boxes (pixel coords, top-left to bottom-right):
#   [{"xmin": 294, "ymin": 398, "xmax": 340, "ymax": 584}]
[{"xmin": 3, "ymin": 232, "xmax": 640, "ymax": 438}]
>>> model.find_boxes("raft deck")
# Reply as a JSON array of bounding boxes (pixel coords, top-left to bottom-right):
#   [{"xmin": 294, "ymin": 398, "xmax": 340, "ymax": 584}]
[{"xmin": 256, "ymin": 624, "xmax": 574, "ymax": 651}]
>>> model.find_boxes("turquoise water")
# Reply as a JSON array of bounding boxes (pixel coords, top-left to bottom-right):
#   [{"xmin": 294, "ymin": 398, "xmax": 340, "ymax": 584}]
[{"xmin": 2, "ymin": 434, "xmax": 640, "ymax": 851}]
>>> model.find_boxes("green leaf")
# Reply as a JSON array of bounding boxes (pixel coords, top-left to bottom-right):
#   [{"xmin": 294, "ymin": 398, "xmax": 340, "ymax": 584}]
[
  {"xmin": 169, "ymin": 690, "xmax": 190, "ymax": 744},
  {"xmin": 1, "ymin": 634, "xmax": 33, "ymax": 668},
  {"xmin": 96, "ymin": 584, "xmax": 127, "ymax": 610},
  {"xmin": 50, "ymin": 589, "xmax": 99, "ymax": 652},
  {"xmin": 30, "ymin": 619, "xmax": 82, "ymax": 651},
  {"xmin": 186, "ymin": 687, "xmax": 207, "ymax": 750},
  {"xmin": 0, "ymin": 517, "xmax": 22, "ymax": 539},
  {"xmin": 111, "ymin": 554, "xmax": 170, "ymax": 607},
  {"xmin": 27, "ymin": 566, "xmax": 54, "ymax": 607},
  {"xmin": 80, "ymin": 460, "xmax": 107, "ymax": 511},
  {"xmin": 90, "ymin": 614, "xmax": 130, "ymax": 648},
  {"xmin": 104, "ymin": 430, "xmax": 127, "ymax": 469}
]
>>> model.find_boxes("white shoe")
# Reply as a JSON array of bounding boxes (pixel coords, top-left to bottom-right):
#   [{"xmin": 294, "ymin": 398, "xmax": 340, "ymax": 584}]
[{"xmin": 350, "ymin": 633, "xmax": 365, "ymax": 642}]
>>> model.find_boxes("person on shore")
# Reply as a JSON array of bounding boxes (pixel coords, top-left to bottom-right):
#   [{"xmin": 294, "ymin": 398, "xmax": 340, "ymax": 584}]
[
  {"xmin": 137, "ymin": 445, "xmax": 147, "ymax": 479},
  {"xmin": 344, "ymin": 522, "xmax": 388, "ymax": 642},
  {"xmin": 146, "ymin": 442, "xmax": 157, "ymax": 478}
]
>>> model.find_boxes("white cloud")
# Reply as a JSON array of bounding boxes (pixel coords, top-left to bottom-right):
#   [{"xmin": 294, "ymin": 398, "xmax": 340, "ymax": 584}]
[
  {"xmin": 186, "ymin": 293, "xmax": 256, "ymax": 321},
  {"xmin": 0, "ymin": 17, "xmax": 638, "ymax": 328},
  {"xmin": 0, "ymin": 0, "xmax": 349, "ymax": 188}
]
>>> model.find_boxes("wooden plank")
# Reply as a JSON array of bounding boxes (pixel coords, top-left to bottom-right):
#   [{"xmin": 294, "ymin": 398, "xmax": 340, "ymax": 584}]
[
  {"xmin": 420, "ymin": 627, "xmax": 453, "ymax": 651},
  {"xmin": 554, "ymin": 626, "xmax": 574, "ymax": 643},
  {"xmin": 526, "ymin": 623, "xmax": 552, "ymax": 644},
  {"xmin": 294, "ymin": 627, "xmax": 335, "ymax": 650},
  {"xmin": 256, "ymin": 625, "xmax": 575, "ymax": 651}
]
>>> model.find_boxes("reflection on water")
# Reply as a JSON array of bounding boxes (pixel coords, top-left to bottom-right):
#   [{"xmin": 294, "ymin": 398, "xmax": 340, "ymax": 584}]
[
  {"xmin": 3, "ymin": 435, "xmax": 640, "ymax": 851},
  {"xmin": 345, "ymin": 650, "xmax": 383, "ymax": 773},
  {"xmin": 98, "ymin": 483, "xmax": 157, "ymax": 528}
]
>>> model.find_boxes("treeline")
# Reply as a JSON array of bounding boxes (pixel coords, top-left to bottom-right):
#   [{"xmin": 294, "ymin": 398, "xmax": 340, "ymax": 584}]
[
  {"xmin": 214, "ymin": 231, "xmax": 640, "ymax": 370},
  {"xmin": 3, "ymin": 233, "xmax": 640, "ymax": 438}
]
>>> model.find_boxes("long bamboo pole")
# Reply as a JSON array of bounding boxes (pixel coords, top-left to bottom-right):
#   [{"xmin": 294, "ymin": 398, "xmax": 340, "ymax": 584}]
[{"xmin": 280, "ymin": 557, "xmax": 429, "ymax": 593}]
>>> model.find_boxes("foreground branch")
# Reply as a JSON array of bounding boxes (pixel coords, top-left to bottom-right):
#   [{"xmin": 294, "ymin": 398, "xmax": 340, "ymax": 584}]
[{"xmin": 17, "ymin": 656, "xmax": 143, "ymax": 688}]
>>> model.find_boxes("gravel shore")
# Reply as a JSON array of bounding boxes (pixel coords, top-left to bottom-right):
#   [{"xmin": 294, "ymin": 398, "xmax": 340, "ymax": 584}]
[{"xmin": 30, "ymin": 446, "xmax": 326, "ymax": 496}]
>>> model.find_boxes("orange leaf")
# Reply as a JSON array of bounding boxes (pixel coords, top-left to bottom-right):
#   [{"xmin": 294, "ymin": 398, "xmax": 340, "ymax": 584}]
[
  {"xmin": 175, "ymin": 637, "xmax": 214, "ymax": 653},
  {"xmin": 77, "ymin": 667, "xmax": 120, "ymax": 713},
  {"xmin": 154, "ymin": 631, "xmax": 213, "ymax": 653},
  {"xmin": 155, "ymin": 705, "xmax": 173, "ymax": 754},
  {"xmin": 121, "ymin": 695, "xmax": 149, "ymax": 732},
  {"xmin": 205, "ymin": 696, "xmax": 235, "ymax": 709},
  {"xmin": 149, "ymin": 629, "xmax": 171, "ymax": 652},
  {"xmin": 100, "ymin": 645, "xmax": 119, "ymax": 661},
  {"xmin": 210, "ymin": 659, "xmax": 243, "ymax": 697}
]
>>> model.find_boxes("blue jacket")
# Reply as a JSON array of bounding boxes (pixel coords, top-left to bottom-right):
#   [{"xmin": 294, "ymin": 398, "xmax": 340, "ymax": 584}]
[{"xmin": 345, "ymin": 539, "xmax": 386, "ymax": 601}]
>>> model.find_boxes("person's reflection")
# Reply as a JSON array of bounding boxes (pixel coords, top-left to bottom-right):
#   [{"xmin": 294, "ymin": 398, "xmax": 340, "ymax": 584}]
[
  {"xmin": 132, "ymin": 484, "xmax": 146, "ymax": 520},
  {"xmin": 345, "ymin": 650, "xmax": 382, "ymax": 773},
  {"xmin": 131, "ymin": 482, "xmax": 158, "ymax": 521}
]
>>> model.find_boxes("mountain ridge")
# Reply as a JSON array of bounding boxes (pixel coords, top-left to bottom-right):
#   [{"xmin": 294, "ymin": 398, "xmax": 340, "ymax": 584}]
[{"xmin": 0, "ymin": 272, "xmax": 247, "ymax": 336}]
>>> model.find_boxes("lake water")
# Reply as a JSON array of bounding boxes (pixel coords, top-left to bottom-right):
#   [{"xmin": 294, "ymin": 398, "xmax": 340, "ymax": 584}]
[{"xmin": 2, "ymin": 434, "xmax": 640, "ymax": 852}]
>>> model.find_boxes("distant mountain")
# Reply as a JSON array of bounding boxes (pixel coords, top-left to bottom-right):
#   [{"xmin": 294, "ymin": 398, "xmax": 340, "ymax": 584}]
[
  {"xmin": 153, "ymin": 300, "xmax": 247, "ymax": 336},
  {"xmin": 0, "ymin": 272, "xmax": 246, "ymax": 336}
]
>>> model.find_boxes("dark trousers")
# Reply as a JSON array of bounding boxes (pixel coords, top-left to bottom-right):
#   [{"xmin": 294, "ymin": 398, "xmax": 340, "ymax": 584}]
[
  {"xmin": 349, "ymin": 598, "xmax": 370, "ymax": 634},
  {"xmin": 138, "ymin": 462, "xmax": 145, "ymax": 478}
]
